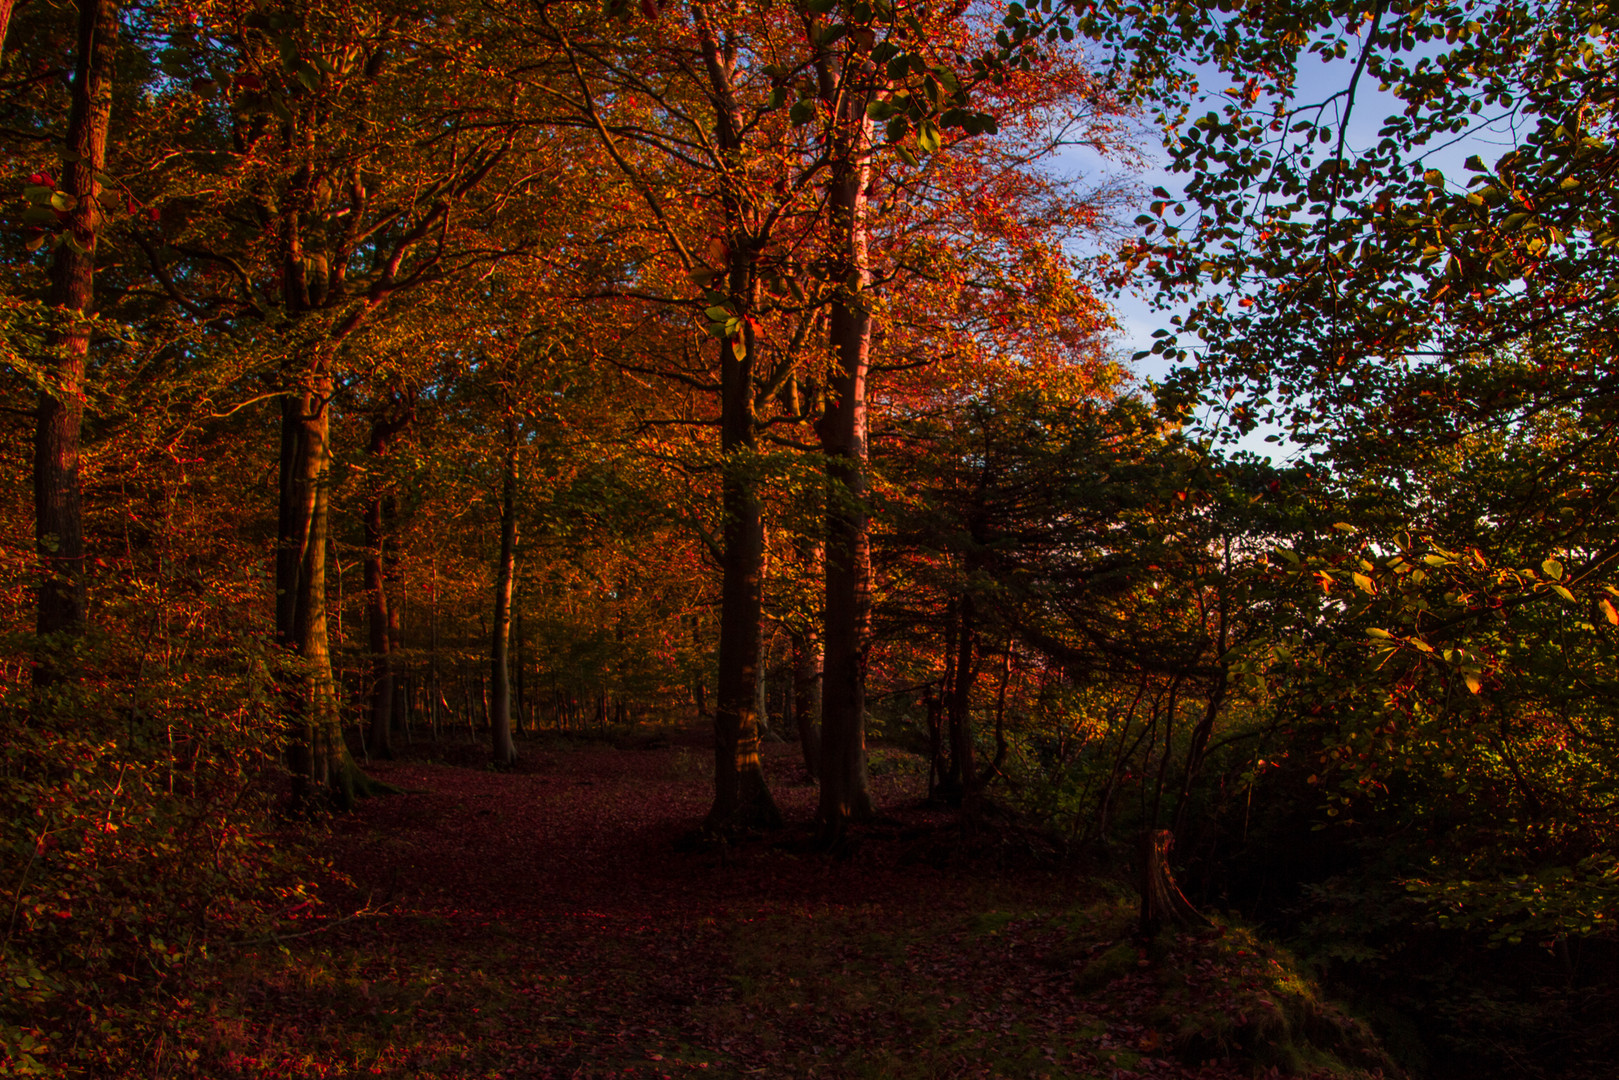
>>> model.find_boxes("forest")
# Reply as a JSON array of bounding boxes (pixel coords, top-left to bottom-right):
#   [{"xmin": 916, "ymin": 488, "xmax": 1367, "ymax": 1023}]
[{"xmin": 2, "ymin": 0, "xmax": 1616, "ymax": 1077}]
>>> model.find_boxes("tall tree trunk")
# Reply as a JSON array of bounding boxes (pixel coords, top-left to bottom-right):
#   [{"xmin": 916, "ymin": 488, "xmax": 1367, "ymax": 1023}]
[
  {"xmin": 815, "ymin": 69, "xmax": 876, "ymax": 839},
  {"xmin": 278, "ymin": 361, "xmax": 345, "ymax": 800},
  {"xmin": 490, "ymin": 403, "xmax": 520, "ymax": 766},
  {"xmin": 34, "ymin": 0, "xmax": 117, "ymax": 684},
  {"xmin": 695, "ymin": 12, "xmax": 780, "ymax": 833},
  {"xmin": 707, "ymin": 325, "xmax": 780, "ymax": 829}
]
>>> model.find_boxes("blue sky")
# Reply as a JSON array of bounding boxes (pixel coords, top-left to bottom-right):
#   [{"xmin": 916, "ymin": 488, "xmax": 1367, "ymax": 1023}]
[{"xmin": 1053, "ymin": 28, "xmax": 1518, "ymax": 463}]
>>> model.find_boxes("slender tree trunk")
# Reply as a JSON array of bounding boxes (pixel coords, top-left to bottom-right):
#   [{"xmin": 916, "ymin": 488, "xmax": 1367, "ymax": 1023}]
[
  {"xmin": 34, "ymin": 0, "xmax": 117, "ymax": 684},
  {"xmin": 791, "ymin": 624, "xmax": 822, "ymax": 782},
  {"xmin": 490, "ymin": 403, "xmax": 520, "ymax": 766},
  {"xmin": 695, "ymin": 13, "xmax": 779, "ymax": 832},
  {"xmin": 815, "ymin": 85, "xmax": 877, "ymax": 839},
  {"xmin": 948, "ymin": 594, "xmax": 980, "ymax": 814},
  {"xmin": 391, "ymin": 557, "xmax": 407, "ymax": 734},
  {"xmin": 514, "ymin": 593, "xmax": 525, "ymax": 735},
  {"xmin": 429, "ymin": 556, "xmax": 439, "ymax": 741},
  {"xmin": 925, "ymin": 683, "xmax": 944, "ymax": 797},
  {"xmin": 938, "ymin": 598, "xmax": 961, "ymax": 797},
  {"xmin": 691, "ymin": 613, "xmax": 709, "ymax": 718},
  {"xmin": 363, "ymin": 457, "xmax": 393, "ymax": 759},
  {"xmin": 362, "ymin": 404, "xmax": 411, "ymax": 758}
]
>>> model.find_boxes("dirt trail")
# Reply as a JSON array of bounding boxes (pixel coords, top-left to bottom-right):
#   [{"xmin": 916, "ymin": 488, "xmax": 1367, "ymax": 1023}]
[{"xmin": 215, "ymin": 735, "xmax": 1255, "ymax": 1079}]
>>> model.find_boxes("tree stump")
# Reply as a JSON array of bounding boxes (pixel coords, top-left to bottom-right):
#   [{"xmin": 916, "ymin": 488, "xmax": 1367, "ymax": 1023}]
[{"xmin": 1138, "ymin": 828, "xmax": 1210, "ymax": 938}]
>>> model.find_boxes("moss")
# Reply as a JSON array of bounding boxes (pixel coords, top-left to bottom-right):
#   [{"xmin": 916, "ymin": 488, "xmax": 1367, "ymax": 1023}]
[
  {"xmin": 1151, "ymin": 924, "xmax": 1402, "ymax": 1077},
  {"xmin": 1075, "ymin": 940, "xmax": 1141, "ymax": 992}
]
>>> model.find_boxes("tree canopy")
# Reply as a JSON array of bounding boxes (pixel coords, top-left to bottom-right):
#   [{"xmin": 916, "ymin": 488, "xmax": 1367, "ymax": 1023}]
[{"xmin": 4, "ymin": 0, "xmax": 1619, "ymax": 1076}]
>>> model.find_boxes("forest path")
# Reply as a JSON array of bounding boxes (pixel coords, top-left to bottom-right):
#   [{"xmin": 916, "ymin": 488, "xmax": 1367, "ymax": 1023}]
[{"xmin": 211, "ymin": 733, "xmax": 1254, "ymax": 1079}]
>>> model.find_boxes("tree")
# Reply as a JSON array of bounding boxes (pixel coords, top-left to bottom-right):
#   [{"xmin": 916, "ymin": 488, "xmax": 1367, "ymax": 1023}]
[
  {"xmin": 32, "ymin": 0, "xmax": 117, "ymax": 681},
  {"xmin": 362, "ymin": 389, "xmax": 414, "ymax": 759},
  {"xmin": 119, "ymin": 0, "xmax": 524, "ymax": 799},
  {"xmin": 1088, "ymin": 0, "xmax": 1619, "ymax": 955}
]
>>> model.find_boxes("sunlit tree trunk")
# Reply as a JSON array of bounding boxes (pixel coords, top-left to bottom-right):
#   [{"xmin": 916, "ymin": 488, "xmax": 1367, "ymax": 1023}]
[
  {"xmin": 34, "ymin": 0, "xmax": 117, "ymax": 684},
  {"xmin": 490, "ymin": 401, "xmax": 520, "ymax": 766},
  {"xmin": 815, "ymin": 44, "xmax": 876, "ymax": 840},
  {"xmin": 0, "ymin": 1, "xmax": 16, "ymax": 59},
  {"xmin": 278, "ymin": 359, "xmax": 344, "ymax": 798}
]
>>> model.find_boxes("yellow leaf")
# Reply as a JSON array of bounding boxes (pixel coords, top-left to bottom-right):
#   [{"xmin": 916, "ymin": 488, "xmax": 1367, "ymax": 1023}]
[
  {"xmin": 1553, "ymin": 584, "xmax": 1575, "ymax": 602},
  {"xmin": 1352, "ymin": 571, "xmax": 1374, "ymax": 593},
  {"xmin": 1601, "ymin": 598, "xmax": 1618, "ymax": 625},
  {"xmin": 1464, "ymin": 673, "xmax": 1482, "ymax": 694},
  {"xmin": 1542, "ymin": 558, "xmax": 1564, "ymax": 579}
]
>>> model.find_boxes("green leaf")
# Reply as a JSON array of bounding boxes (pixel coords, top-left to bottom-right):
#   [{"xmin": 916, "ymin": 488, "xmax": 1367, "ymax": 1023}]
[
  {"xmin": 1541, "ymin": 558, "xmax": 1563, "ymax": 579},
  {"xmin": 50, "ymin": 191, "xmax": 78, "ymax": 212},
  {"xmin": 917, "ymin": 120, "xmax": 942, "ymax": 153},
  {"xmin": 788, "ymin": 99, "xmax": 816, "ymax": 126},
  {"xmin": 815, "ymin": 22, "xmax": 848, "ymax": 47},
  {"xmin": 1365, "ymin": 628, "xmax": 1392, "ymax": 639},
  {"xmin": 1552, "ymin": 584, "xmax": 1575, "ymax": 602}
]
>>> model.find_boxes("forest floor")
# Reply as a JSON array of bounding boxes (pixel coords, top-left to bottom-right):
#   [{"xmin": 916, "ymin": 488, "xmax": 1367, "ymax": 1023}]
[{"xmin": 172, "ymin": 728, "xmax": 1390, "ymax": 1080}]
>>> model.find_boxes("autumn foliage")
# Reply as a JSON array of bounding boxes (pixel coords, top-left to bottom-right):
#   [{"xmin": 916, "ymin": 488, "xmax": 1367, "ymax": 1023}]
[{"xmin": 3, "ymin": 0, "xmax": 1619, "ymax": 1077}]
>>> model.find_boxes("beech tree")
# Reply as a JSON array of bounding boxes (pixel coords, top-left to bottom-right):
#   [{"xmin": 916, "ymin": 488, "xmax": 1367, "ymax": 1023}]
[{"xmin": 117, "ymin": 0, "xmax": 536, "ymax": 798}]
